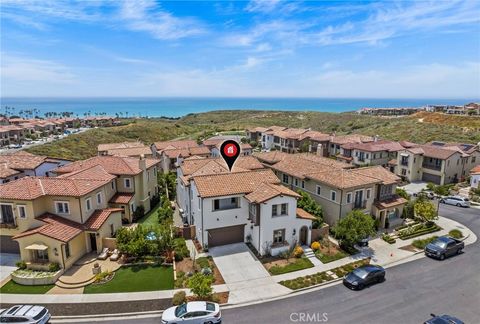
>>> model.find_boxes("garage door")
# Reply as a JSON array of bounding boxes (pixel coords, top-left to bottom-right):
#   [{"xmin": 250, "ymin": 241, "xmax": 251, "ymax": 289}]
[
  {"xmin": 208, "ymin": 225, "xmax": 245, "ymax": 247},
  {"xmin": 422, "ymin": 172, "xmax": 441, "ymax": 185},
  {"xmin": 0, "ymin": 235, "xmax": 20, "ymax": 254}
]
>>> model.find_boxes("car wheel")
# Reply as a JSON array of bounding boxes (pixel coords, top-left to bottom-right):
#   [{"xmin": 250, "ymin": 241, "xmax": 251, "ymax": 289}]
[
  {"xmin": 457, "ymin": 248, "xmax": 462, "ymax": 254},
  {"xmin": 439, "ymin": 254, "xmax": 445, "ymax": 260},
  {"xmin": 357, "ymin": 283, "xmax": 365, "ymax": 290},
  {"xmin": 440, "ymin": 200, "xmax": 444, "ymax": 203},
  {"xmin": 204, "ymin": 322, "xmax": 214, "ymax": 324},
  {"xmin": 456, "ymin": 203, "xmax": 461, "ymax": 207}
]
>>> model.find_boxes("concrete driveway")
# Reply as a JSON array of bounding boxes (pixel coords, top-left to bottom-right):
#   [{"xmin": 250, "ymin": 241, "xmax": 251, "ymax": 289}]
[
  {"xmin": 0, "ymin": 253, "xmax": 19, "ymax": 283},
  {"xmin": 399, "ymin": 181, "xmax": 428, "ymax": 195},
  {"xmin": 209, "ymin": 243, "xmax": 290, "ymax": 304}
]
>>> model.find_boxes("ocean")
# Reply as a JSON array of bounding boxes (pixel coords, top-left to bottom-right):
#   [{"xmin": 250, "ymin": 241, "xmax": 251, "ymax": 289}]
[{"xmin": 0, "ymin": 97, "xmax": 475, "ymax": 118}]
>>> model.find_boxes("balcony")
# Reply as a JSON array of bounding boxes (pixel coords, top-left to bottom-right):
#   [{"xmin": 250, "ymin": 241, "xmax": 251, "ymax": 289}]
[
  {"xmin": 422, "ymin": 162, "xmax": 442, "ymax": 171},
  {"xmin": 400, "ymin": 160, "xmax": 409, "ymax": 166},
  {"xmin": 354, "ymin": 199, "xmax": 367, "ymax": 209}
]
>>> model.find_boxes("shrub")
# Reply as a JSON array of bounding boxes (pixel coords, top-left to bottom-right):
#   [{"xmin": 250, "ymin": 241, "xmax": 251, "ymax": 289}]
[
  {"xmin": 15, "ymin": 260, "xmax": 27, "ymax": 270},
  {"xmin": 174, "ymin": 238, "xmax": 190, "ymax": 261},
  {"xmin": 132, "ymin": 205, "xmax": 145, "ymax": 222},
  {"xmin": 293, "ymin": 246, "xmax": 304, "ymax": 258},
  {"xmin": 187, "ymin": 272, "xmax": 213, "ymax": 298},
  {"xmin": 310, "ymin": 241, "xmax": 321, "ymax": 251},
  {"xmin": 381, "ymin": 233, "xmax": 396, "ymax": 244},
  {"xmin": 48, "ymin": 262, "xmax": 60, "ymax": 272},
  {"xmin": 412, "ymin": 236, "xmax": 438, "ymax": 249},
  {"xmin": 172, "ymin": 291, "xmax": 187, "ymax": 305},
  {"xmin": 95, "ymin": 270, "xmax": 112, "ymax": 282},
  {"xmin": 448, "ymin": 229, "xmax": 463, "ymax": 239}
]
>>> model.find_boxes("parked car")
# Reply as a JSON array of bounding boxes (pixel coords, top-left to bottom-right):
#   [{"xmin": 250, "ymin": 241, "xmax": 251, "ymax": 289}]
[
  {"xmin": 414, "ymin": 191, "xmax": 436, "ymax": 200},
  {"xmin": 161, "ymin": 302, "xmax": 221, "ymax": 324},
  {"xmin": 425, "ymin": 236, "xmax": 464, "ymax": 260},
  {"xmin": 439, "ymin": 196, "xmax": 470, "ymax": 208},
  {"xmin": 0, "ymin": 305, "xmax": 51, "ymax": 324},
  {"xmin": 343, "ymin": 264, "xmax": 385, "ymax": 290},
  {"xmin": 424, "ymin": 313, "xmax": 464, "ymax": 324}
]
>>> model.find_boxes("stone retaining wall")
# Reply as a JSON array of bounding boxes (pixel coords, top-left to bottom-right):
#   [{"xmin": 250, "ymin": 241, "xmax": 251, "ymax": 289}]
[{"xmin": 11, "ymin": 270, "xmax": 62, "ymax": 286}]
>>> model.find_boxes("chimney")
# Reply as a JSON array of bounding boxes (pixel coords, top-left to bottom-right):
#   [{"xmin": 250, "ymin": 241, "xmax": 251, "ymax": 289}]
[
  {"xmin": 139, "ymin": 155, "xmax": 146, "ymax": 171},
  {"xmin": 374, "ymin": 135, "xmax": 379, "ymax": 142}
]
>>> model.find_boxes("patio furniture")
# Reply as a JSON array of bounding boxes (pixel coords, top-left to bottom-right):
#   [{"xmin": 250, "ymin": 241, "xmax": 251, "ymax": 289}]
[
  {"xmin": 110, "ymin": 249, "xmax": 120, "ymax": 261},
  {"xmin": 97, "ymin": 248, "xmax": 109, "ymax": 260}
]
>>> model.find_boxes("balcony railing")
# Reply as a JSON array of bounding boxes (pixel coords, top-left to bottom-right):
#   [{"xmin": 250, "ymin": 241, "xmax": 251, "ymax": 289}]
[
  {"xmin": 400, "ymin": 160, "xmax": 409, "ymax": 166},
  {"xmin": 422, "ymin": 163, "xmax": 442, "ymax": 171},
  {"xmin": 354, "ymin": 199, "xmax": 367, "ymax": 209}
]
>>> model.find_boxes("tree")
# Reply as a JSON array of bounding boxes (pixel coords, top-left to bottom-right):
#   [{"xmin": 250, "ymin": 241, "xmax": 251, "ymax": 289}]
[
  {"xmin": 414, "ymin": 199, "xmax": 437, "ymax": 222},
  {"xmin": 395, "ymin": 187, "xmax": 410, "ymax": 200},
  {"xmin": 332, "ymin": 210, "xmax": 376, "ymax": 251},
  {"xmin": 187, "ymin": 273, "xmax": 213, "ymax": 299},
  {"xmin": 296, "ymin": 190, "xmax": 323, "ymax": 228},
  {"xmin": 299, "ymin": 140, "xmax": 311, "ymax": 153}
]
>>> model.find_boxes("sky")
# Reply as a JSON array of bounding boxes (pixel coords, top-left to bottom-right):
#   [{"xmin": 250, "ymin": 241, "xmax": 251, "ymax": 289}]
[{"xmin": 1, "ymin": 0, "xmax": 479, "ymax": 98}]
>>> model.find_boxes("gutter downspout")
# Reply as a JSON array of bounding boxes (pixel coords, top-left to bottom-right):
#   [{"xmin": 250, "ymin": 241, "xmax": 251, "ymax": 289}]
[
  {"xmin": 339, "ymin": 189, "xmax": 344, "ymax": 221},
  {"xmin": 60, "ymin": 243, "xmax": 65, "ymax": 270},
  {"xmin": 201, "ymin": 197, "xmax": 204, "ymax": 249},
  {"xmin": 78, "ymin": 198, "xmax": 83, "ymax": 224}
]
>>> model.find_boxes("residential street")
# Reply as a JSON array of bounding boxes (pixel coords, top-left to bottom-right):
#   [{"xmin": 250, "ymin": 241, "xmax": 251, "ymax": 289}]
[{"xmin": 92, "ymin": 204, "xmax": 479, "ymax": 324}]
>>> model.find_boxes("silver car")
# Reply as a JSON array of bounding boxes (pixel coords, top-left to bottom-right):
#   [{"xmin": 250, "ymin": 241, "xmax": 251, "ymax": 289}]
[
  {"xmin": 161, "ymin": 302, "xmax": 221, "ymax": 324},
  {"xmin": 0, "ymin": 305, "xmax": 51, "ymax": 323},
  {"xmin": 440, "ymin": 196, "xmax": 470, "ymax": 208}
]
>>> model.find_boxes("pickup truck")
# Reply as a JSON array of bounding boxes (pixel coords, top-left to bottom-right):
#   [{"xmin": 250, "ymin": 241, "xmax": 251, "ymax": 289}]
[{"xmin": 425, "ymin": 236, "xmax": 464, "ymax": 260}]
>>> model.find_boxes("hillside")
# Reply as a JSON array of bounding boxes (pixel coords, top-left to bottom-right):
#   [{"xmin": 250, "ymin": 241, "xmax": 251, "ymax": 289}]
[{"xmin": 26, "ymin": 110, "xmax": 480, "ymax": 160}]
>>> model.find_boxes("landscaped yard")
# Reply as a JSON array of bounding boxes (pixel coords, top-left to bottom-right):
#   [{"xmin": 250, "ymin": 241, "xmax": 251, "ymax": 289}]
[
  {"xmin": 175, "ymin": 256, "xmax": 225, "ymax": 288},
  {"xmin": 0, "ymin": 280, "xmax": 54, "ymax": 294},
  {"xmin": 84, "ymin": 264, "xmax": 174, "ymax": 294},
  {"xmin": 314, "ymin": 239, "xmax": 350, "ymax": 264},
  {"xmin": 137, "ymin": 203, "xmax": 161, "ymax": 226},
  {"xmin": 265, "ymin": 257, "xmax": 314, "ymax": 275}
]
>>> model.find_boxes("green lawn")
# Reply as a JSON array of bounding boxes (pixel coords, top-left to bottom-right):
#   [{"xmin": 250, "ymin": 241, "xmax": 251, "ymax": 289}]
[
  {"xmin": 315, "ymin": 250, "xmax": 349, "ymax": 263},
  {"xmin": 0, "ymin": 280, "xmax": 54, "ymax": 294},
  {"xmin": 269, "ymin": 258, "xmax": 314, "ymax": 275},
  {"xmin": 83, "ymin": 264, "xmax": 174, "ymax": 294},
  {"xmin": 137, "ymin": 203, "xmax": 161, "ymax": 226}
]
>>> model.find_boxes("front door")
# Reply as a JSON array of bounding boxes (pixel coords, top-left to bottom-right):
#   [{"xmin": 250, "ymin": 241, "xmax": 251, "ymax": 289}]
[
  {"xmin": 89, "ymin": 233, "xmax": 97, "ymax": 252},
  {"xmin": 300, "ymin": 226, "xmax": 308, "ymax": 245},
  {"xmin": 354, "ymin": 190, "xmax": 364, "ymax": 208}
]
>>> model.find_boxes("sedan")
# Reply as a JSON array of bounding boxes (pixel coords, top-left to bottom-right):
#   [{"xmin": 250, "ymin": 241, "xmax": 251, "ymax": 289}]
[
  {"xmin": 343, "ymin": 264, "xmax": 385, "ymax": 290},
  {"xmin": 161, "ymin": 301, "xmax": 221, "ymax": 324},
  {"xmin": 439, "ymin": 196, "xmax": 470, "ymax": 208},
  {"xmin": 0, "ymin": 305, "xmax": 51, "ymax": 324},
  {"xmin": 424, "ymin": 313, "xmax": 464, "ymax": 324}
]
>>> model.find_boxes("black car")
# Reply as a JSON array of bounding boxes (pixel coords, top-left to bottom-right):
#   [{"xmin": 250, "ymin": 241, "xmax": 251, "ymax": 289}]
[
  {"xmin": 425, "ymin": 236, "xmax": 464, "ymax": 260},
  {"xmin": 343, "ymin": 264, "xmax": 385, "ymax": 290},
  {"xmin": 424, "ymin": 313, "xmax": 464, "ymax": 324}
]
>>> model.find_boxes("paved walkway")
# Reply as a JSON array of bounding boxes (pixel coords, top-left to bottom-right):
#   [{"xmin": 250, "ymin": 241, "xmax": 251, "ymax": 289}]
[
  {"xmin": 302, "ymin": 246, "xmax": 322, "ymax": 266},
  {"xmin": 0, "ymin": 253, "xmax": 19, "ymax": 284},
  {"xmin": 209, "ymin": 243, "xmax": 290, "ymax": 304}
]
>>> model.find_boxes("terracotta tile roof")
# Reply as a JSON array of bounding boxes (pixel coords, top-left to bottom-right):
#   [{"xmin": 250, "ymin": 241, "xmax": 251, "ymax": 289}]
[
  {"xmin": 330, "ymin": 134, "xmax": 374, "ymax": 145},
  {"xmin": 107, "ymin": 146, "xmax": 153, "ymax": 157},
  {"xmin": 419, "ymin": 145, "xmax": 460, "ymax": 160},
  {"xmin": 241, "ymin": 143, "xmax": 252, "ymax": 150},
  {"xmin": 153, "ymin": 140, "xmax": 198, "ymax": 151},
  {"xmin": 247, "ymin": 126, "xmax": 268, "ymax": 133},
  {"xmin": 299, "ymin": 130, "xmax": 331, "ymax": 142},
  {"xmin": 471, "ymin": 165, "xmax": 480, "ymax": 174},
  {"xmin": 406, "ymin": 147, "xmax": 425, "ymax": 155},
  {"xmin": 245, "ymin": 183, "xmax": 300, "ymax": 203},
  {"xmin": 341, "ymin": 140, "xmax": 405, "ymax": 152},
  {"xmin": 0, "ymin": 151, "xmax": 48, "ymax": 171},
  {"xmin": 374, "ymin": 196, "xmax": 408, "ymax": 209},
  {"xmin": 54, "ymin": 156, "xmax": 159, "ymax": 176},
  {"xmin": 84, "ymin": 208, "xmax": 122, "ymax": 231},
  {"xmin": 0, "ymin": 176, "xmax": 112, "ymax": 200},
  {"xmin": 193, "ymin": 169, "xmax": 280, "ymax": 198},
  {"xmin": 253, "ymin": 151, "xmax": 291, "ymax": 164},
  {"xmin": 388, "ymin": 159, "xmax": 398, "ymax": 166},
  {"xmin": 98, "ymin": 141, "xmax": 145, "ymax": 152},
  {"xmin": 163, "ymin": 146, "xmax": 211, "ymax": 159},
  {"xmin": 296, "ymin": 208, "xmax": 317, "ymax": 220},
  {"xmin": 0, "ymin": 164, "xmax": 21, "ymax": 178},
  {"xmin": 58, "ymin": 165, "xmax": 116, "ymax": 182},
  {"xmin": 306, "ymin": 168, "xmax": 381, "ymax": 189},
  {"xmin": 353, "ymin": 166, "xmax": 401, "ymax": 185},
  {"xmin": 13, "ymin": 214, "xmax": 84, "ymax": 242},
  {"xmin": 181, "ymin": 156, "xmax": 263, "ymax": 177},
  {"xmin": 109, "ymin": 193, "xmax": 135, "ymax": 204}
]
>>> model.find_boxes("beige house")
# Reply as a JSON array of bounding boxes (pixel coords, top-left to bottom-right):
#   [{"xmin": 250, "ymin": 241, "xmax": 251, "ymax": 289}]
[
  {"xmin": 393, "ymin": 142, "xmax": 480, "ymax": 185},
  {"xmin": 255, "ymin": 152, "xmax": 406, "ymax": 228}
]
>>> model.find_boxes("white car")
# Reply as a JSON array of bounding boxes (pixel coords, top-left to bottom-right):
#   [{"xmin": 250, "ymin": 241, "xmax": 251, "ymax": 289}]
[
  {"xmin": 0, "ymin": 305, "xmax": 51, "ymax": 323},
  {"xmin": 440, "ymin": 196, "xmax": 470, "ymax": 208},
  {"xmin": 161, "ymin": 301, "xmax": 221, "ymax": 324}
]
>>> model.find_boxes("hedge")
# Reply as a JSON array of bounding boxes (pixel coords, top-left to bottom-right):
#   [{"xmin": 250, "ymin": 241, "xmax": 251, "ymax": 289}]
[{"xmin": 398, "ymin": 224, "xmax": 442, "ymax": 240}]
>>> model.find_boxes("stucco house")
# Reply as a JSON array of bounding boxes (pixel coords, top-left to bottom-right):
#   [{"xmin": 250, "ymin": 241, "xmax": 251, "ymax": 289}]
[
  {"xmin": 470, "ymin": 165, "xmax": 480, "ymax": 189},
  {"xmin": 97, "ymin": 141, "xmax": 153, "ymax": 158}
]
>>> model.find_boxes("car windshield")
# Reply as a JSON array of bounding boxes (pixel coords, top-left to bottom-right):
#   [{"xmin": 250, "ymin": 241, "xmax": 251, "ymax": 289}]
[
  {"xmin": 206, "ymin": 303, "xmax": 215, "ymax": 311},
  {"xmin": 432, "ymin": 240, "xmax": 447, "ymax": 249},
  {"xmin": 33, "ymin": 309, "xmax": 47, "ymax": 320},
  {"xmin": 175, "ymin": 304, "xmax": 187, "ymax": 317},
  {"xmin": 352, "ymin": 268, "xmax": 369, "ymax": 279}
]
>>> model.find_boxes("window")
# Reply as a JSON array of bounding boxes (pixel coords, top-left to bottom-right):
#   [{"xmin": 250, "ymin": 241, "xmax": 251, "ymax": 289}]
[
  {"xmin": 301, "ymin": 181, "xmax": 305, "ymax": 189},
  {"xmin": 17, "ymin": 205, "xmax": 27, "ymax": 219},
  {"xmin": 86, "ymin": 198, "xmax": 92, "ymax": 211},
  {"xmin": 282, "ymin": 174, "xmax": 289, "ymax": 184},
  {"xmin": 366, "ymin": 189, "xmax": 371, "ymax": 199},
  {"xmin": 110, "ymin": 224, "xmax": 115, "ymax": 236},
  {"xmin": 55, "ymin": 201, "xmax": 70, "ymax": 214},
  {"xmin": 473, "ymin": 157, "xmax": 476, "ymax": 163},
  {"xmin": 281, "ymin": 203, "xmax": 288, "ymax": 215},
  {"xmin": 316, "ymin": 185, "xmax": 321, "ymax": 195},
  {"xmin": 273, "ymin": 229, "xmax": 285, "ymax": 244},
  {"xmin": 213, "ymin": 197, "xmax": 239, "ymax": 211},
  {"xmin": 272, "ymin": 205, "xmax": 278, "ymax": 216},
  {"xmin": 147, "ymin": 171, "xmax": 150, "ymax": 181},
  {"xmin": 346, "ymin": 193, "xmax": 352, "ymax": 203},
  {"xmin": 401, "ymin": 168, "xmax": 407, "ymax": 176},
  {"xmin": 124, "ymin": 178, "xmax": 131, "ymax": 188},
  {"xmin": 65, "ymin": 242, "xmax": 71, "ymax": 259},
  {"xmin": 294, "ymin": 178, "xmax": 298, "ymax": 186},
  {"xmin": 111, "ymin": 181, "xmax": 115, "ymax": 190},
  {"xmin": 331, "ymin": 191, "xmax": 336, "ymax": 201},
  {"xmin": 96, "ymin": 192, "xmax": 102, "ymax": 204}
]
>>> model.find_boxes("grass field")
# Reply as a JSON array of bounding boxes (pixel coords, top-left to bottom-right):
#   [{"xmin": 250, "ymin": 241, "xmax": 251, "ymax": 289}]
[
  {"xmin": 26, "ymin": 111, "xmax": 480, "ymax": 160},
  {"xmin": 0, "ymin": 280, "xmax": 54, "ymax": 294},
  {"xmin": 137, "ymin": 203, "xmax": 161, "ymax": 226},
  {"xmin": 83, "ymin": 264, "xmax": 174, "ymax": 294}
]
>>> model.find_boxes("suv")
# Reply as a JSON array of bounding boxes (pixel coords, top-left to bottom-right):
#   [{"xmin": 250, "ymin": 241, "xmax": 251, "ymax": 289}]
[
  {"xmin": 0, "ymin": 305, "xmax": 51, "ymax": 323},
  {"xmin": 439, "ymin": 196, "xmax": 470, "ymax": 208}
]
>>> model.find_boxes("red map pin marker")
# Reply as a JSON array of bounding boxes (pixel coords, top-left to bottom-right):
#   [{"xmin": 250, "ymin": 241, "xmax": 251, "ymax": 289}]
[{"xmin": 220, "ymin": 140, "xmax": 241, "ymax": 172}]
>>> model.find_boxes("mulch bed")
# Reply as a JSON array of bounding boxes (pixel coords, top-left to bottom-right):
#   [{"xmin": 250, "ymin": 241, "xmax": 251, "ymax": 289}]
[
  {"xmin": 399, "ymin": 245, "xmax": 420, "ymax": 253},
  {"xmin": 186, "ymin": 292, "xmax": 229, "ymax": 304},
  {"xmin": 175, "ymin": 257, "xmax": 225, "ymax": 286}
]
